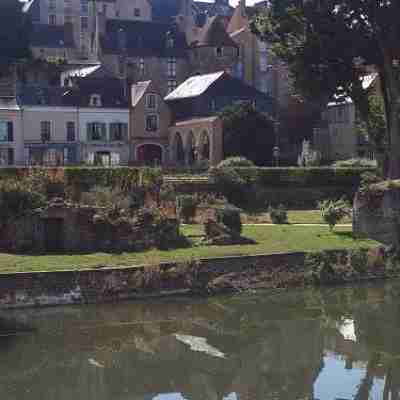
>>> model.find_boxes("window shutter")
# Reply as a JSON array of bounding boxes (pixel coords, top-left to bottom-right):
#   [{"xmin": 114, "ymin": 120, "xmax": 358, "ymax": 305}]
[
  {"xmin": 7, "ymin": 148, "xmax": 14, "ymax": 165},
  {"xmin": 87, "ymin": 123, "xmax": 92, "ymax": 140},
  {"xmin": 110, "ymin": 123, "xmax": 115, "ymax": 141},
  {"xmin": 7, "ymin": 122, "xmax": 13, "ymax": 142},
  {"xmin": 122, "ymin": 124, "xmax": 128, "ymax": 141}
]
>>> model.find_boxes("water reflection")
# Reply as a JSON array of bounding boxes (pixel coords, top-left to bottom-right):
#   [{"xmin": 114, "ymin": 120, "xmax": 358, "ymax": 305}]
[{"xmin": 1, "ymin": 282, "xmax": 400, "ymax": 399}]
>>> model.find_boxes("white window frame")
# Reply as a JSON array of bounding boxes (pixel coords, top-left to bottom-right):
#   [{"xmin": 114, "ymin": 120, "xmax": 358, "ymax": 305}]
[
  {"xmin": 49, "ymin": 14, "xmax": 57, "ymax": 25},
  {"xmin": 40, "ymin": 121, "xmax": 52, "ymax": 142},
  {"xmin": 146, "ymin": 94, "xmax": 157, "ymax": 110},
  {"xmin": 145, "ymin": 114, "xmax": 159, "ymax": 132},
  {"xmin": 167, "ymin": 57, "xmax": 177, "ymax": 78}
]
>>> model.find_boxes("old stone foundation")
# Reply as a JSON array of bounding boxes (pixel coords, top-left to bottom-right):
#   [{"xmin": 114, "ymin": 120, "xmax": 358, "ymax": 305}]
[
  {"xmin": 0, "ymin": 199, "xmax": 179, "ymax": 253},
  {"xmin": 353, "ymin": 184, "xmax": 400, "ymax": 246},
  {"xmin": 0, "ymin": 247, "xmax": 396, "ymax": 309}
]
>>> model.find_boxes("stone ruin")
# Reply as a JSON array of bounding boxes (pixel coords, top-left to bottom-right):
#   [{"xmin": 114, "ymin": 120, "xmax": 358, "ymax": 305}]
[
  {"xmin": 203, "ymin": 219, "xmax": 255, "ymax": 246},
  {"xmin": 0, "ymin": 198, "xmax": 179, "ymax": 253}
]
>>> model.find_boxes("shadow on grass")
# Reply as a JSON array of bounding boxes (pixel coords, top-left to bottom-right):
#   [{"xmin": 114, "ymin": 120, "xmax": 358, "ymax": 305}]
[{"xmin": 332, "ymin": 231, "xmax": 354, "ymax": 239}]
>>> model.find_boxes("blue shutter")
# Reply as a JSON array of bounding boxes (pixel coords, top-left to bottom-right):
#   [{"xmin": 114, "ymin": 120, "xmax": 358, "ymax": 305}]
[{"xmin": 7, "ymin": 122, "xmax": 13, "ymax": 142}]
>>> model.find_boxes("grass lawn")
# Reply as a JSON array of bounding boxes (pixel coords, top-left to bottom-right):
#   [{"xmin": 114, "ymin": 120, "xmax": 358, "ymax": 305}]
[
  {"xmin": 0, "ymin": 225, "xmax": 378, "ymax": 274},
  {"xmin": 242, "ymin": 210, "xmax": 352, "ymax": 225}
]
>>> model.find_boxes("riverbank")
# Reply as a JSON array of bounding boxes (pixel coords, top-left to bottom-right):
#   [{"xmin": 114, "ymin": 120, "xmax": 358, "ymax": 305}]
[{"xmin": 0, "ymin": 244, "xmax": 397, "ymax": 309}]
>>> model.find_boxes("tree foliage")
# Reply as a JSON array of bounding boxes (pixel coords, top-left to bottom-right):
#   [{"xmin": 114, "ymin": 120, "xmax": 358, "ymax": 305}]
[
  {"xmin": 219, "ymin": 103, "xmax": 275, "ymax": 166},
  {"xmin": 251, "ymin": 0, "xmax": 400, "ymax": 178},
  {"xmin": 0, "ymin": 0, "xmax": 31, "ymax": 76}
]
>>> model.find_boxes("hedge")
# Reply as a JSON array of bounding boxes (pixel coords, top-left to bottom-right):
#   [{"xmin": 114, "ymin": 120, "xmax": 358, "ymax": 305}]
[
  {"xmin": 0, "ymin": 167, "xmax": 163, "ymax": 192},
  {"xmin": 212, "ymin": 167, "xmax": 376, "ymax": 188}
]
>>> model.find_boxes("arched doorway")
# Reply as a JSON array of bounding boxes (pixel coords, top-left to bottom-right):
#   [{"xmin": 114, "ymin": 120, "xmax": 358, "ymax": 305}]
[
  {"xmin": 173, "ymin": 132, "xmax": 185, "ymax": 165},
  {"xmin": 186, "ymin": 131, "xmax": 196, "ymax": 165},
  {"xmin": 136, "ymin": 144, "xmax": 163, "ymax": 165},
  {"xmin": 199, "ymin": 131, "xmax": 210, "ymax": 160}
]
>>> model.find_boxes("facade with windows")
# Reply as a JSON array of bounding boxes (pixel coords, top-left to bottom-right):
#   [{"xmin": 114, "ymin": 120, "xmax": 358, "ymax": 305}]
[
  {"xmin": 22, "ymin": 106, "xmax": 79, "ymax": 166},
  {"xmin": 130, "ymin": 81, "xmax": 171, "ymax": 165},
  {"xmin": 0, "ymin": 101, "xmax": 23, "ymax": 166},
  {"xmin": 79, "ymin": 107, "xmax": 130, "ymax": 166}
]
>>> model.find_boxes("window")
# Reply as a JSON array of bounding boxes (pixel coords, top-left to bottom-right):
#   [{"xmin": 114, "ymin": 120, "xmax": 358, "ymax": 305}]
[
  {"xmin": 41, "ymin": 121, "xmax": 51, "ymax": 142},
  {"xmin": 146, "ymin": 94, "xmax": 157, "ymax": 110},
  {"xmin": 0, "ymin": 149, "xmax": 14, "ymax": 166},
  {"xmin": 64, "ymin": 15, "xmax": 73, "ymax": 24},
  {"xmin": 210, "ymin": 100, "xmax": 216, "ymax": 111},
  {"xmin": 259, "ymin": 54, "xmax": 268, "ymax": 72},
  {"xmin": 134, "ymin": 8, "xmax": 141, "ymax": 17},
  {"xmin": 81, "ymin": 0, "xmax": 88, "ymax": 14},
  {"xmin": 145, "ymin": 115, "xmax": 158, "ymax": 132},
  {"xmin": 139, "ymin": 58, "xmax": 145, "ymax": 75},
  {"xmin": 81, "ymin": 16, "xmax": 88, "ymax": 30},
  {"xmin": 166, "ymin": 37, "xmax": 174, "ymax": 48},
  {"xmin": 110, "ymin": 123, "xmax": 128, "ymax": 141},
  {"xmin": 49, "ymin": 14, "xmax": 57, "ymax": 25},
  {"xmin": 102, "ymin": 4, "xmax": 107, "ymax": 14},
  {"xmin": 215, "ymin": 47, "xmax": 223, "ymax": 57},
  {"xmin": 167, "ymin": 80, "xmax": 177, "ymax": 93},
  {"xmin": 0, "ymin": 121, "xmax": 13, "ymax": 142},
  {"xmin": 87, "ymin": 122, "xmax": 106, "ymax": 141},
  {"xmin": 118, "ymin": 58, "xmax": 125, "ymax": 76},
  {"xmin": 167, "ymin": 57, "xmax": 176, "ymax": 78},
  {"xmin": 66, "ymin": 122, "xmax": 75, "ymax": 141},
  {"xmin": 49, "ymin": 0, "xmax": 56, "ymax": 11},
  {"xmin": 90, "ymin": 94, "xmax": 101, "ymax": 107}
]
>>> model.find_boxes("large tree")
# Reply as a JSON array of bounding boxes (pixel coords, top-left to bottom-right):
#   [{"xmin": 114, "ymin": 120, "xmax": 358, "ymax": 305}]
[
  {"xmin": 220, "ymin": 103, "xmax": 275, "ymax": 166},
  {"xmin": 251, "ymin": 0, "xmax": 400, "ymax": 178},
  {"xmin": 0, "ymin": 0, "xmax": 31, "ymax": 76}
]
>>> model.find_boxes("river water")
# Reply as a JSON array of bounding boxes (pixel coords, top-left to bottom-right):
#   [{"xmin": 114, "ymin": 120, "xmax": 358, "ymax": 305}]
[{"xmin": 1, "ymin": 281, "xmax": 400, "ymax": 400}]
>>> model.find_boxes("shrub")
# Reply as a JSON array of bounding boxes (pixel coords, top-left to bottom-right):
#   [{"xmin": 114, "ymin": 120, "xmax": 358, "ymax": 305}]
[
  {"xmin": 159, "ymin": 184, "xmax": 177, "ymax": 202},
  {"xmin": 0, "ymin": 180, "xmax": 45, "ymax": 223},
  {"xmin": 318, "ymin": 198, "xmax": 351, "ymax": 231},
  {"xmin": 209, "ymin": 167, "xmax": 250, "ymax": 206},
  {"xmin": 216, "ymin": 205, "xmax": 242, "ymax": 234},
  {"xmin": 176, "ymin": 195, "xmax": 198, "ymax": 223},
  {"xmin": 268, "ymin": 204, "xmax": 288, "ymax": 224},
  {"xmin": 218, "ymin": 157, "xmax": 255, "ymax": 168}
]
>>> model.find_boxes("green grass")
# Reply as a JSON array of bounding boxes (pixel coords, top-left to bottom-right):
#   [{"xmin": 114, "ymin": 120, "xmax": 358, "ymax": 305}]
[
  {"xmin": 0, "ymin": 225, "xmax": 378, "ymax": 274},
  {"xmin": 242, "ymin": 210, "xmax": 352, "ymax": 225}
]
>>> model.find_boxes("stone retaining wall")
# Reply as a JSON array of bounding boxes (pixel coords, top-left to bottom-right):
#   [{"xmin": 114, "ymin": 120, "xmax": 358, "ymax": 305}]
[
  {"xmin": 0, "ymin": 249, "xmax": 394, "ymax": 309},
  {"xmin": 0, "ymin": 252, "xmax": 306, "ymax": 309}
]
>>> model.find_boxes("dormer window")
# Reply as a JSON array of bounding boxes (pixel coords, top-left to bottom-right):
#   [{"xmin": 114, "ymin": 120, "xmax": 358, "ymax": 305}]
[
  {"xmin": 90, "ymin": 94, "xmax": 101, "ymax": 107},
  {"xmin": 134, "ymin": 8, "xmax": 141, "ymax": 17},
  {"xmin": 146, "ymin": 94, "xmax": 157, "ymax": 110},
  {"xmin": 216, "ymin": 47, "xmax": 223, "ymax": 57}
]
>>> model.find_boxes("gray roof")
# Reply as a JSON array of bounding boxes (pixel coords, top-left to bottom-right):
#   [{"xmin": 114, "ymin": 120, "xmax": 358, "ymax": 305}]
[
  {"xmin": 31, "ymin": 24, "xmax": 75, "ymax": 49},
  {"xmin": 164, "ymin": 71, "xmax": 225, "ymax": 100},
  {"xmin": 131, "ymin": 81, "xmax": 151, "ymax": 107}
]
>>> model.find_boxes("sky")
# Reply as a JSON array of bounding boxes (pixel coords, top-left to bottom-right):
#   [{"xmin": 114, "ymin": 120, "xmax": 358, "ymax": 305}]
[{"xmin": 202, "ymin": 0, "xmax": 259, "ymax": 6}]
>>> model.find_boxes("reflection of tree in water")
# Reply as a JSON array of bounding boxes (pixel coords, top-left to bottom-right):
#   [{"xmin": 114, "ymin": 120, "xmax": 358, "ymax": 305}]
[{"xmin": 3, "ymin": 283, "xmax": 400, "ymax": 399}]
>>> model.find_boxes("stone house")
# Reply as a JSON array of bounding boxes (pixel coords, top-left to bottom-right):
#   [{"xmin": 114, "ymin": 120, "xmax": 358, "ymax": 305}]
[
  {"xmin": 314, "ymin": 73, "xmax": 379, "ymax": 162},
  {"xmin": 0, "ymin": 76, "xmax": 24, "ymax": 166},
  {"xmin": 165, "ymin": 70, "xmax": 274, "ymax": 166},
  {"xmin": 130, "ymin": 81, "xmax": 172, "ymax": 165},
  {"xmin": 63, "ymin": 71, "xmax": 130, "ymax": 165}
]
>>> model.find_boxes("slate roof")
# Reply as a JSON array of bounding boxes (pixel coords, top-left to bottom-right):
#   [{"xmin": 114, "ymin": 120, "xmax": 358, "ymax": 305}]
[
  {"xmin": 18, "ymin": 84, "xmax": 68, "ymax": 106},
  {"xmin": 100, "ymin": 19, "xmax": 187, "ymax": 57},
  {"xmin": 131, "ymin": 81, "xmax": 152, "ymax": 107},
  {"xmin": 194, "ymin": 1, "xmax": 234, "ymax": 18},
  {"xmin": 150, "ymin": 0, "xmax": 181, "ymax": 24},
  {"xmin": 31, "ymin": 24, "xmax": 75, "ymax": 49},
  {"xmin": 194, "ymin": 16, "xmax": 238, "ymax": 47},
  {"xmin": 164, "ymin": 71, "xmax": 225, "ymax": 100},
  {"xmin": 63, "ymin": 77, "xmax": 129, "ymax": 108}
]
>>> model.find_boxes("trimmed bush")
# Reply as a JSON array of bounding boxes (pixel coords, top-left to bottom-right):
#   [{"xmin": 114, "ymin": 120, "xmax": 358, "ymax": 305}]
[
  {"xmin": 216, "ymin": 205, "xmax": 242, "ymax": 234},
  {"xmin": 318, "ymin": 198, "xmax": 351, "ymax": 231},
  {"xmin": 218, "ymin": 157, "xmax": 255, "ymax": 168},
  {"xmin": 176, "ymin": 195, "xmax": 198, "ymax": 223},
  {"xmin": 333, "ymin": 158, "xmax": 377, "ymax": 168},
  {"xmin": 268, "ymin": 204, "xmax": 288, "ymax": 224}
]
